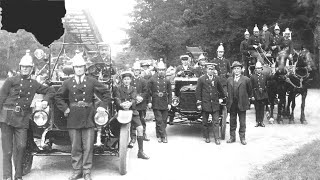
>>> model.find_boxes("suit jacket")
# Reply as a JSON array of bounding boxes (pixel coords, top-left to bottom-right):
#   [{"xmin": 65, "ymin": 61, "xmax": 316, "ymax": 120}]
[
  {"xmin": 55, "ymin": 76, "xmax": 111, "ymax": 129},
  {"xmin": 148, "ymin": 74, "xmax": 172, "ymax": 110},
  {"xmin": 0, "ymin": 75, "xmax": 56, "ymax": 128},
  {"xmin": 196, "ymin": 74, "xmax": 226, "ymax": 112},
  {"xmin": 226, "ymin": 75, "xmax": 252, "ymax": 112},
  {"xmin": 250, "ymin": 73, "xmax": 269, "ymax": 100},
  {"xmin": 131, "ymin": 76, "xmax": 148, "ymax": 110},
  {"xmin": 211, "ymin": 57, "xmax": 231, "ymax": 86}
]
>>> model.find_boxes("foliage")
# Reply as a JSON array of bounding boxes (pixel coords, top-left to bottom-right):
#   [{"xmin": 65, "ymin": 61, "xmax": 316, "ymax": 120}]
[{"xmin": 124, "ymin": 0, "xmax": 320, "ymax": 67}]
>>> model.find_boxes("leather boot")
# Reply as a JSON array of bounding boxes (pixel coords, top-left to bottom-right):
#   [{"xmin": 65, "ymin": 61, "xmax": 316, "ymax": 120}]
[
  {"xmin": 226, "ymin": 138, "xmax": 236, "ymax": 143},
  {"xmin": 83, "ymin": 173, "xmax": 92, "ymax": 180},
  {"xmin": 137, "ymin": 136, "xmax": 149, "ymax": 159},
  {"xmin": 128, "ymin": 138, "xmax": 136, "ymax": 148},
  {"xmin": 68, "ymin": 170, "xmax": 82, "ymax": 180},
  {"xmin": 240, "ymin": 139, "xmax": 247, "ymax": 145},
  {"xmin": 214, "ymin": 139, "xmax": 221, "ymax": 145},
  {"xmin": 162, "ymin": 136, "xmax": 168, "ymax": 143},
  {"xmin": 143, "ymin": 133, "xmax": 150, "ymax": 141}
]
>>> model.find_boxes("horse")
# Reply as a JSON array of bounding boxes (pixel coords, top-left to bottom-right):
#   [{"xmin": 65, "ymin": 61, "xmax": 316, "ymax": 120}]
[
  {"xmin": 285, "ymin": 48, "xmax": 316, "ymax": 124},
  {"xmin": 268, "ymin": 49, "xmax": 291, "ymax": 124}
]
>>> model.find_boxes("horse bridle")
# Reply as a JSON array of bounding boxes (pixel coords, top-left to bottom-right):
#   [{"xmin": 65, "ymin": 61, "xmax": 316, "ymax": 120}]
[{"xmin": 285, "ymin": 66, "xmax": 309, "ymax": 89}]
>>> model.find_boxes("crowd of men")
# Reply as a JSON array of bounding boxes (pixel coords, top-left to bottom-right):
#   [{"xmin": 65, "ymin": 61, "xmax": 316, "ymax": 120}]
[{"xmin": 0, "ymin": 23, "xmax": 294, "ymax": 180}]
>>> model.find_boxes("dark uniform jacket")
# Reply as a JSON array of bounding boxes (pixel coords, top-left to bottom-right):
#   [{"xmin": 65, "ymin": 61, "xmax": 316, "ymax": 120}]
[
  {"xmin": 248, "ymin": 35, "xmax": 265, "ymax": 51},
  {"xmin": 281, "ymin": 38, "xmax": 293, "ymax": 55},
  {"xmin": 240, "ymin": 39, "xmax": 250, "ymax": 57},
  {"xmin": 175, "ymin": 65, "xmax": 194, "ymax": 76},
  {"xmin": 195, "ymin": 74, "xmax": 226, "ymax": 112},
  {"xmin": 211, "ymin": 57, "xmax": 231, "ymax": 86},
  {"xmin": 131, "ymin": 76, "xmax": 148, "ymax": 110},
  {"xmin": 270, "ymin": 34, "xmax": 284, "ymax": 49},
  {"xmin": 114, "ymin": 85, "xmax": 139, "ymax": 115},
  {"xmin": 0, "ymin": 75, "xmax": 56, "ymax": 128},
  {"xmin": 55, "ymin": 76, "xmax": 111, "ymax": 129},
  {"xmin": 226, "ymin": 75, "xmax": 252, "ymax": 112},
  {"xmin": 148, "ymin": 74, "xmax": 172, "ymax": 110},
  {"xmin": 250, "ymin": 73, "xmax": 268, "ymax": 100},
  {"xmin": 260, "ymin": 30, "xmax": 272, "ymax": 50}
]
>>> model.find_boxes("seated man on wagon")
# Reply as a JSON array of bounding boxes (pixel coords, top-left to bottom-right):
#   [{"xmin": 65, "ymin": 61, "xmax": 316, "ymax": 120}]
[{"xmin": 175, "ymin": 55, "xmax": 195, "ymax": 77}]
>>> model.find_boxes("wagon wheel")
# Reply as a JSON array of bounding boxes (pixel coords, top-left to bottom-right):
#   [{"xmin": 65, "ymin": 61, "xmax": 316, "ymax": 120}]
[
  {"xmin": 119, "ymin": 123, "xmax": 130, "ymax": 175},
  {"xmin": 220, "ymin": 106, "xmax": 227, "ymax": 140}
]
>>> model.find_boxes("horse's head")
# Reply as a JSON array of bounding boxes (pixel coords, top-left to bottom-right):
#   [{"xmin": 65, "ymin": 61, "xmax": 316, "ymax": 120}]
[{"xmin": 276, "ymin": 50, "xmax": 289, "ymax": 71}]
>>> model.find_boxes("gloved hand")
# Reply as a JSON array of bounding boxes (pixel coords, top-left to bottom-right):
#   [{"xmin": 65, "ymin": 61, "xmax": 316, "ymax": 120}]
[
  {"xmin": 272, "ymin": 46, "xmax": 276, "ymax": 50},
  {"xmin": 253, "ymin": 45, "xmax": 258, "ymax": 49},
  {"xmin": 136, "ymin": 95, "xmax": 143, "ymax": 104},
  {"xmin": 64, "ymin": 108, "xmax": 70, "ymax": 117},
  {"xmin": 288, "ymin": 54, "xmax": 293, "ymax": 59},
  {"xmin": 148, "ymin": 103, "xmax": 152, "ymax": 109},
  {"xmin": 219, "ymin": 99, "xmax": 223, "ymax": 104},
  {"xmin": 168, "ymin": 104, "xmax": 171, "ymax": 110}
]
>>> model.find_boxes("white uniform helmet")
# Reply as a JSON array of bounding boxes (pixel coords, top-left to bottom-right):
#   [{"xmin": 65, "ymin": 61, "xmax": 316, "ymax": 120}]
[
  {"xmin": 274, "ymin": 23, "xmax": 280, "ymax": 30},
  {"xmin": 244, "ymin": 29, "xmax": 250, "ymax": 35},
  {"xmin": 157, "ymin": 61, "xmax": 166, "ymax": 69},
  {"xmin": 255, "ymin": 61, "xmax": 263, "ymax": 69},
  {"xmin": 253, "ymin": 24, "xmax": 259, "ymax": 32},
  {"xmin": 132, "ymin": 62, "xmax": 141, "ymax": 70},
  {"xmin": 217, "ymin": 43, "xmax": 224, "ymax": 51},
  {"xmin": 283, "ymin": 28, "xmax": 291, "ymax": 34},
  {"xmin": 71, "ymin": 51, "xmax": 86, "ymax": 67},
  {"xmin": 19, "ymin": 50, "xmax": 34, "ymax": 67},
  {"xmin": 198, "ymin": 53, "xmax": 206, "ymax": 60}
]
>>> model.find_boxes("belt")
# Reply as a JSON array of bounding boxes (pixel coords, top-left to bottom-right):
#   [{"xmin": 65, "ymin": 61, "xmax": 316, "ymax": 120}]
[
  {"xmin": 69, "ymin": 101, "xmax": 93, "ymax": 107},
  {"xmin": 3, "ymin": 105, "xmax": 31, "ymax": 112},
  {"xmin": 154, "ymin": 92, "xmax": 167, "ymax": 97}
]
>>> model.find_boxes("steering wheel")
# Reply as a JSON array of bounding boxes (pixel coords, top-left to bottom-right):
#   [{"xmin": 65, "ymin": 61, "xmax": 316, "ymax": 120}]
[{"xmin": 177, "ymin": 70, "xmax": 195, "ymax": 77}]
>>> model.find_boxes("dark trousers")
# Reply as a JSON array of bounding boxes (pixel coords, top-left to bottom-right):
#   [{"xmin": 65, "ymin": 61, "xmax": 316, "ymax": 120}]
[
  {"xmin": 254, "ymin": 99, "xmax": 265, "ymax": 123},
  {"xmin": 0, "ymin": 122, "xmax": 27, "ymax": 179},
  {"xmin": 242, "ymin": 56, "xmax": 249, "ymax": 77},
  {"xmin": 153, "ymin": 109, "xmax": 168, "ymax": 138},
  {"xmin": 230, "ymin": 101, "xmax": 246, "ymax": 140},
  {"xmin": 202, "ymin": 111, "xmax": 219, "ymax": 139},
  {"xmin": 130, "ymin": 110, "xmax": 147, "ymax": 139},
  {"xmin": 68, "ymin": 128, "xmax": 95, "ymax": 174}
]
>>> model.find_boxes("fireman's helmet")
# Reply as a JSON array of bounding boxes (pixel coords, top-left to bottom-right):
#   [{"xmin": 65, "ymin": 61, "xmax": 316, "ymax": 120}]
[
  {"xmin": 274, "ymin": 23, "xmax": 280, "ymax": 30},
  {"xmin": 217, "ymin": 43, "xmax": 224, "ymax": 51},
  {"xmin": 71, "ymin": 52, "xmax": 86, "ymax": 67},
  {"xmin": 19, "ymin": 50, "xmax": 34, "ymax": 67},
  {"xmin": 253, "ymin": 24, "xmax": 259, "ymax": 32}
]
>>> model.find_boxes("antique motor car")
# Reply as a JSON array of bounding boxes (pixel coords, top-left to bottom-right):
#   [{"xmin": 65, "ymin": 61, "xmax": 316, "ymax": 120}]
[
  {"xmin": 168, "ymin": 69, "xmax": 228, "ymax": 140},
  {"xmin": 22, "ymin": 43, "xmax": 130, "ymax": 176}
]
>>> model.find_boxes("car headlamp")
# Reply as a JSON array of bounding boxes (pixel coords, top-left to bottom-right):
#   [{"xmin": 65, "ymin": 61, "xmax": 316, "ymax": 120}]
[
  {"xmin": 33, "ymin": 110, "xmax": 48, "ymax": 126},
  {"xmin": 172, "ymin": 96, "xmax": 180, "ymax": 107},
  {"xmin": 94, "ymin": 111, "xmax": 109, "ymax": 126}
]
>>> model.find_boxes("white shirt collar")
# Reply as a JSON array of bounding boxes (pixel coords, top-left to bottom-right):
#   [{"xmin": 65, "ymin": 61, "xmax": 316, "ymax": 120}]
[{"xmin": 75, "ymin": 74, "xmax": 85, "ymax": 84}]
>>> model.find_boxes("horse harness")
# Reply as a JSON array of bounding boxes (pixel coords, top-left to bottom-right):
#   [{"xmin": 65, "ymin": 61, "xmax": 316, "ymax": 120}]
[{"xmin": 285, "ymin": 67, "xmax": 309, "ymax": 89}]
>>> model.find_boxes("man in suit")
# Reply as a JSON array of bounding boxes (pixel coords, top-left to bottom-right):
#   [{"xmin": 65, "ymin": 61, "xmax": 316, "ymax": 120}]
[
  {"xmin": 114, "ymin": 71, "xmax": 149, "ymax": 159},
  {"xmin": 250, "ymin": 62, "xmax": 269, "ymax": 127},
  {"xmin": 240, "ymin": 29, "xmax": 251, "ymax": 77},
  {"xmin": 176, "ymin": 55, "xmax": 194, "ymax": 77},
  {"xmin": 260, "ymin": 24, "xmax": 272, "ymax": 52},
  {"xmin": 148, "ymin": 61, "xmax": 172, "ymax": 143},
  {"xmin": 0, "ymin": 50, "xmax": 56, "ymax": 180},
  {"xmin": 55, "ymin": 52, "xmax": 111, "ymax": 180},
  {"xmin": 226, "ymin": 61, "xmax": 252, "ymax": 145},
  {"xmin": 128, "ymin": 62, "xmax": 150, "ymax": 149},
  {"xmin": 196, "ymin": 63, "xmax": 226, "ymax": 144}
]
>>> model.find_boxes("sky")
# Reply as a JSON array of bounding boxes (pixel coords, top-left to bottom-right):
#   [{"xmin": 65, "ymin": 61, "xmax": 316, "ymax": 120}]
[{"xmin": 65, "ymin": 0, "xmax": 136, "ymax": 55}]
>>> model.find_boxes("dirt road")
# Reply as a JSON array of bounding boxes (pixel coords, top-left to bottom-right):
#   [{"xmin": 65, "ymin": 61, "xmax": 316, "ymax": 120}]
[{"xmin": 2, "ymin": 89, "xmax": 320, "ymax": 180}]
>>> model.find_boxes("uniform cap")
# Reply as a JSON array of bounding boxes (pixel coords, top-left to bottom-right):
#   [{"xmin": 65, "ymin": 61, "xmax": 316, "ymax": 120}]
[
  {"xmin": 204, "ymin": 63, "xmax": 216, "ymax": 69},
  {"xmin": 180, "ymin": 55, "xmax": 190, "ymax": 61},
  {"xmin": 19, "ymin": 50, "xmax": 34, "ymax": 66},
  {"xmin": 274, "ymin": 23, "xmax": 280, "ymax": 30},
  {"xmin": 217, "ymin": 43, "xmax": 224, "ymax": 51},
  {"xmin": 253, "ymin": 24, "xmax": 259, "ymax": 32},
  {"xmin": 120, "ymin": 71, "xmax": 134, "ymax": 79}
]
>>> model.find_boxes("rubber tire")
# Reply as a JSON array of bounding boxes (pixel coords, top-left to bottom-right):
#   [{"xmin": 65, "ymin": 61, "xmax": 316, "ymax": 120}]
[
  {"xmin": 220, "ymin": 106, "xmax": 227, "ymax": 140},
  {"xmin": 119, "ymin": 123, "xmax": 130, "ymax": 175}
]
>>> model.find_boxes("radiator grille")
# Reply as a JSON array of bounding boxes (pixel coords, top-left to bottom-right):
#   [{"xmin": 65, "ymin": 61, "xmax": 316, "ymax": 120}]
[{"xmin": 179, "ymin": 92, "xmax": 197, "ymax": 111}]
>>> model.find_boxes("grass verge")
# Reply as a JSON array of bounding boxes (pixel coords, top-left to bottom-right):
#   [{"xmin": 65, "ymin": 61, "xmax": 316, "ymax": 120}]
[{"xmin": 249, "ymin": 139, "xmax": 320, "ymax": 180}]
